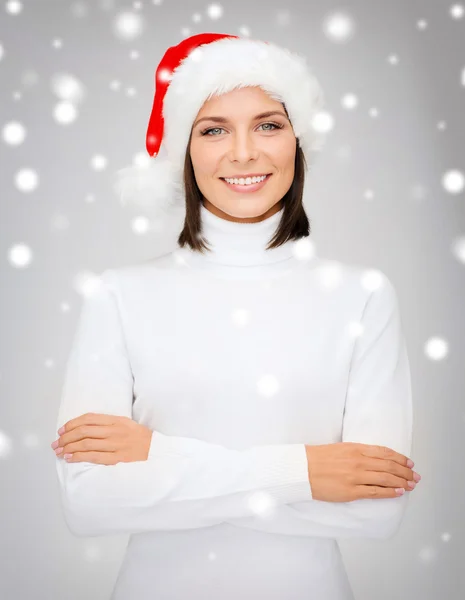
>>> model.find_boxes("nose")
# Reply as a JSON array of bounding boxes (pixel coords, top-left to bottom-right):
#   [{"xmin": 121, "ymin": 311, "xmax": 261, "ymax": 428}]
[{"xmin": 228, "ymin": 131, "xmax": 259, "ymax": 164}]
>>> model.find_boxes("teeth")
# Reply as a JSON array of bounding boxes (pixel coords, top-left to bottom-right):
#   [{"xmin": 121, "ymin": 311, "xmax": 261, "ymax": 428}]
[{"xmin": 224, "ymin": 175, "xmax": 267, "ymax": 186}]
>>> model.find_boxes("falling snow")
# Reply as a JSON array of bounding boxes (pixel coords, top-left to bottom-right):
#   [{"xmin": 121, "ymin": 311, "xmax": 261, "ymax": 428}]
[{"xmin": 0, "ymin": 3, "xmax": 464, "ymax": 598}]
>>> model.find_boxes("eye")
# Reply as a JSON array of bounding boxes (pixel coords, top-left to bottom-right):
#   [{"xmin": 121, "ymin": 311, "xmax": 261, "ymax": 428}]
[
  {"xmin": 258, "ymin": 122, "xmax": 283, "ymax": 132},
  {"xmin": 201, "ymin": 127, "xmax": 225, "ymax": 136},
  {"xmin": 200, "ymin": 122, "xmax": 284, "ymax": 136}
]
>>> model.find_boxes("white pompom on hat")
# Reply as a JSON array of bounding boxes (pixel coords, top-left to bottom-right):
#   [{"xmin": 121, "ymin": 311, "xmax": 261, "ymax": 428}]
[{"xmin": 113, "ymin": 32, "xmax": 327, "ymax": 215}]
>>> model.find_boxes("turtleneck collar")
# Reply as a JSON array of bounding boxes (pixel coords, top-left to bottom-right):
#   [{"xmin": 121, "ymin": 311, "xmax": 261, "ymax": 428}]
[
  {"xmin": 197, "ymin": 202, "xmax": 296, "ymax": 266},
  {"xmin": 173, "ymin": 202, "xmax": 312, "ymax": 280}
]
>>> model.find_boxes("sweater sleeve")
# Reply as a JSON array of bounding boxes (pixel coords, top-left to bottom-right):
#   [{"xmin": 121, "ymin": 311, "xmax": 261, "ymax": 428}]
[
  {"xmin": 55, "ymin": 269, "xmax": 312, "ymax": 537},
  {"xmin": 227, "ymin": 272, "xmax": 413, "ymax": 540}
]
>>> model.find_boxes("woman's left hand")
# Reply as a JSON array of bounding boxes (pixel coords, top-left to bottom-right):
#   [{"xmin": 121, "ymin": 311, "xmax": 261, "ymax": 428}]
[{"xmin": 51, "ymin": 413, "xmax": 154, "ymax": 465}]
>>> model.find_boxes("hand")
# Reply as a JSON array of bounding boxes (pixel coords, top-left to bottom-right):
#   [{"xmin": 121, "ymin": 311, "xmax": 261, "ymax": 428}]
[
  {"xmin": 305, "ymin": 442, "xmax": 422, "ymax": 503},
  {"xmin": 51, "ymin": 412, "xmax": 154, "ymax": 465}
]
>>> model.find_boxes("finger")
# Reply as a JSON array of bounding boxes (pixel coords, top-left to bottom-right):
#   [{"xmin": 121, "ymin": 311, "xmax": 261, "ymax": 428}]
[
  {"xmin": 64, "ymin": 451, "xmax": 119, "ymax": 465},
  {"xmin": 354, "ymin": 485, "xmax": 406, "ymax": 500},
  {"xmin": 361, "ymin": 444, "xmax": 413, "ymax": 469},
  {"xmin": 58, "ymin": 412, "xmax": 117, "ymax": 435},
  {"xmin": 56, "ymin": 424, "xmax": 114, "ymax": 449},
  {"xmin": 364, "ymin": 456, "xmax": 414, "ymax": 482},
  {"xmin": 358, "ymin": 468, "xmax": 414, "ymax": 490},
  {"xmin": 60, "ymin": 437, "xmax": 118, "ymax": 456}
]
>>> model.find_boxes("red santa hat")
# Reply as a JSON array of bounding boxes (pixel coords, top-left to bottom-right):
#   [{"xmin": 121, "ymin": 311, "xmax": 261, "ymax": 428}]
[{"xmin": 113, "ymin": 32, "xmax": 327, "ymax": 216}]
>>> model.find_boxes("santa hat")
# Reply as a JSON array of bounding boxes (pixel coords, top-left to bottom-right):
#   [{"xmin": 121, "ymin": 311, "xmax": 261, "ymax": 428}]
[{"xmin": 113, "ymin": 33, "xmax": 327, "ymax": 215}]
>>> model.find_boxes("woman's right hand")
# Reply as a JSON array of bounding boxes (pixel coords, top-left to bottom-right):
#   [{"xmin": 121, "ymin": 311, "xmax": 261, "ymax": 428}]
[{"xmin": 305, "ymin": 442, "xmax": 421, "ymax": 502}]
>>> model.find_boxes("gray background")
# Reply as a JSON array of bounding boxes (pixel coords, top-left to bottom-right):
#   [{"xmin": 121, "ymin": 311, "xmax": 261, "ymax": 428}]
[{"xmin": 1, "ymin": 0, "xmax": 464, "ymax": 599}]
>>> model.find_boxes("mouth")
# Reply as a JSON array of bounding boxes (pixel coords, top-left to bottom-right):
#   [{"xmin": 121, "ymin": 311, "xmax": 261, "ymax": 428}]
[{"xmin": 220, "ymin": 173, "xmax": 272, "ymax": 193}]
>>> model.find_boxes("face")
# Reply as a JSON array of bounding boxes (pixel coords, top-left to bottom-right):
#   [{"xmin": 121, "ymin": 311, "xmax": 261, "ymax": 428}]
[{"xmin": 189, "ymin": 86, "xmax": 297, "ymax": 223}]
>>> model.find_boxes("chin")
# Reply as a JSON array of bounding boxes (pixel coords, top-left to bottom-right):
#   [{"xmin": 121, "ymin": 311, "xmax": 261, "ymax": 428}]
[{"xmin": 208, "ymin": 198, "xmax": 281, "ymax": 222}]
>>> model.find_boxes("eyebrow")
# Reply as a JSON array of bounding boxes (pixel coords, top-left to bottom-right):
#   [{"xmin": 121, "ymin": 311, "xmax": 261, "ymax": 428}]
[{"xmin": 193, "ymin": 110, "xmax": 289, "ymax": 129}]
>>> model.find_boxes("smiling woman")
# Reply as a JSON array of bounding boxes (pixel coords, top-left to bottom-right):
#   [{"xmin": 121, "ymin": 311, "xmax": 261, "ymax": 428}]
[
  {"xmin": 55, "ymin": 32, "xmax": 416, "ymax": 600},
  {"xmin": 177, "ymin": 87, "xmax": 311, "ymax": 250},
  {"xmin": 186, "ymin": 86, "xmax": 299, "ymax": 222}
]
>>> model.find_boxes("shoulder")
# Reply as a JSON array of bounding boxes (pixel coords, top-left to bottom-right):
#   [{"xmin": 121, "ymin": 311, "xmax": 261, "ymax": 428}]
[
  {"xmin": 307, "ymin": 257, "xmax": 398, "ymax": 314},
  {"xmin": 100, "ymin": 250, "xmax": 178, "ymax": 285},
  {"xmin": 95, "ymin": 250, "xmax": 185, "ymax": 309},
  {"xmin": 340, "ymin": 259, "xmax": 399, "ymax": 319}
]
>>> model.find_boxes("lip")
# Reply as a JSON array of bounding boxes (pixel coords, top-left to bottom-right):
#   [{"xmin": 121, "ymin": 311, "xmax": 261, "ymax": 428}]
[{"xmin": 220, "ymin": 174, "xmax": 272, "ymax": 193}]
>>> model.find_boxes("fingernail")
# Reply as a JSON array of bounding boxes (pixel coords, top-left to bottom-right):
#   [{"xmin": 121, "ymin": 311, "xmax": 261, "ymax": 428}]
[
  {"xmin": 413, "ymin": 472, "xmax": 421, "ymax": 482},
  {"xmin": 57, "ymin": 426, "xmax": 65, "ymax": 435},
  {"xmin": 407, "ymin": 459, "xmax": 414, "ymax": 468},
  {"xmin": 63, "ymin": 453, "xmax": 72, "ymax": 460},
  {"xmin": 407, "ymin": 480, "xmax": 416, "ymax": 488}
]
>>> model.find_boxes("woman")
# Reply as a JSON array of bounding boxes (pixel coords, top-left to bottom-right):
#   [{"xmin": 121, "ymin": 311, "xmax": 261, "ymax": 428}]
[{"xmin": 52, "ymin": 33, "xmax": 420, "ymax": 600}]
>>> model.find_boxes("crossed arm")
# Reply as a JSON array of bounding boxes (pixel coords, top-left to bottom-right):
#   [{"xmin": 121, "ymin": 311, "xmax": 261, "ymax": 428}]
[{"xmin": 55, "ymin": 268, "xmax": 412, "ymax": 540}]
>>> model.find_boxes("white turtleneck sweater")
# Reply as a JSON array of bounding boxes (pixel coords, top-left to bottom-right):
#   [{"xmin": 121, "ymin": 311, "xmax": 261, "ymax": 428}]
[{"xmin": 55, "ymin": 202, "xmax": 413, "ymax": 600}]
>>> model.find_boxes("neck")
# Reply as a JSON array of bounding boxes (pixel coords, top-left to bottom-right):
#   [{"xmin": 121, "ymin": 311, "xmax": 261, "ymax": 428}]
[{"xmin": 174, "ymin": 202, "xmax": 311, "ymax": 280}]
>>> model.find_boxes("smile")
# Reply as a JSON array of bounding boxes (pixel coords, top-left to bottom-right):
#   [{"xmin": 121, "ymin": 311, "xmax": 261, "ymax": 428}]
[{"xmin": 220, "ymin": 174, "xmax": 272, "ymax": 193}]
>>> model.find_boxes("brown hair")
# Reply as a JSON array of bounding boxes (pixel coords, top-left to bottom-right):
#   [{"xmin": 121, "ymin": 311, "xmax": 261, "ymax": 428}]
[{"xmin": 177, "ymin": 104, "xmax": 312, "ymax": 254}]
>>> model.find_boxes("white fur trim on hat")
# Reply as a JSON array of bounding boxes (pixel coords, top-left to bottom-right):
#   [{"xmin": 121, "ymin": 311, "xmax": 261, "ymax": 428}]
[
  {"xmin": 113, "ymin": 37, "xmax": 327, "ymax": 213},
  {"xmin": 164, "ymin": 37, "xmax": 327, "ymax": 169}
]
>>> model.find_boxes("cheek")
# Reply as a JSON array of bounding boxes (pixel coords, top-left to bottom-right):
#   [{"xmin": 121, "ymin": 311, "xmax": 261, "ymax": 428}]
[
  {"xmin": 267, "ymin": 136, "xmax": 296, "ymax": 167},
  {"xmin": 191, "ymin": 148, "xmax": 219, "ymax": 178}
]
